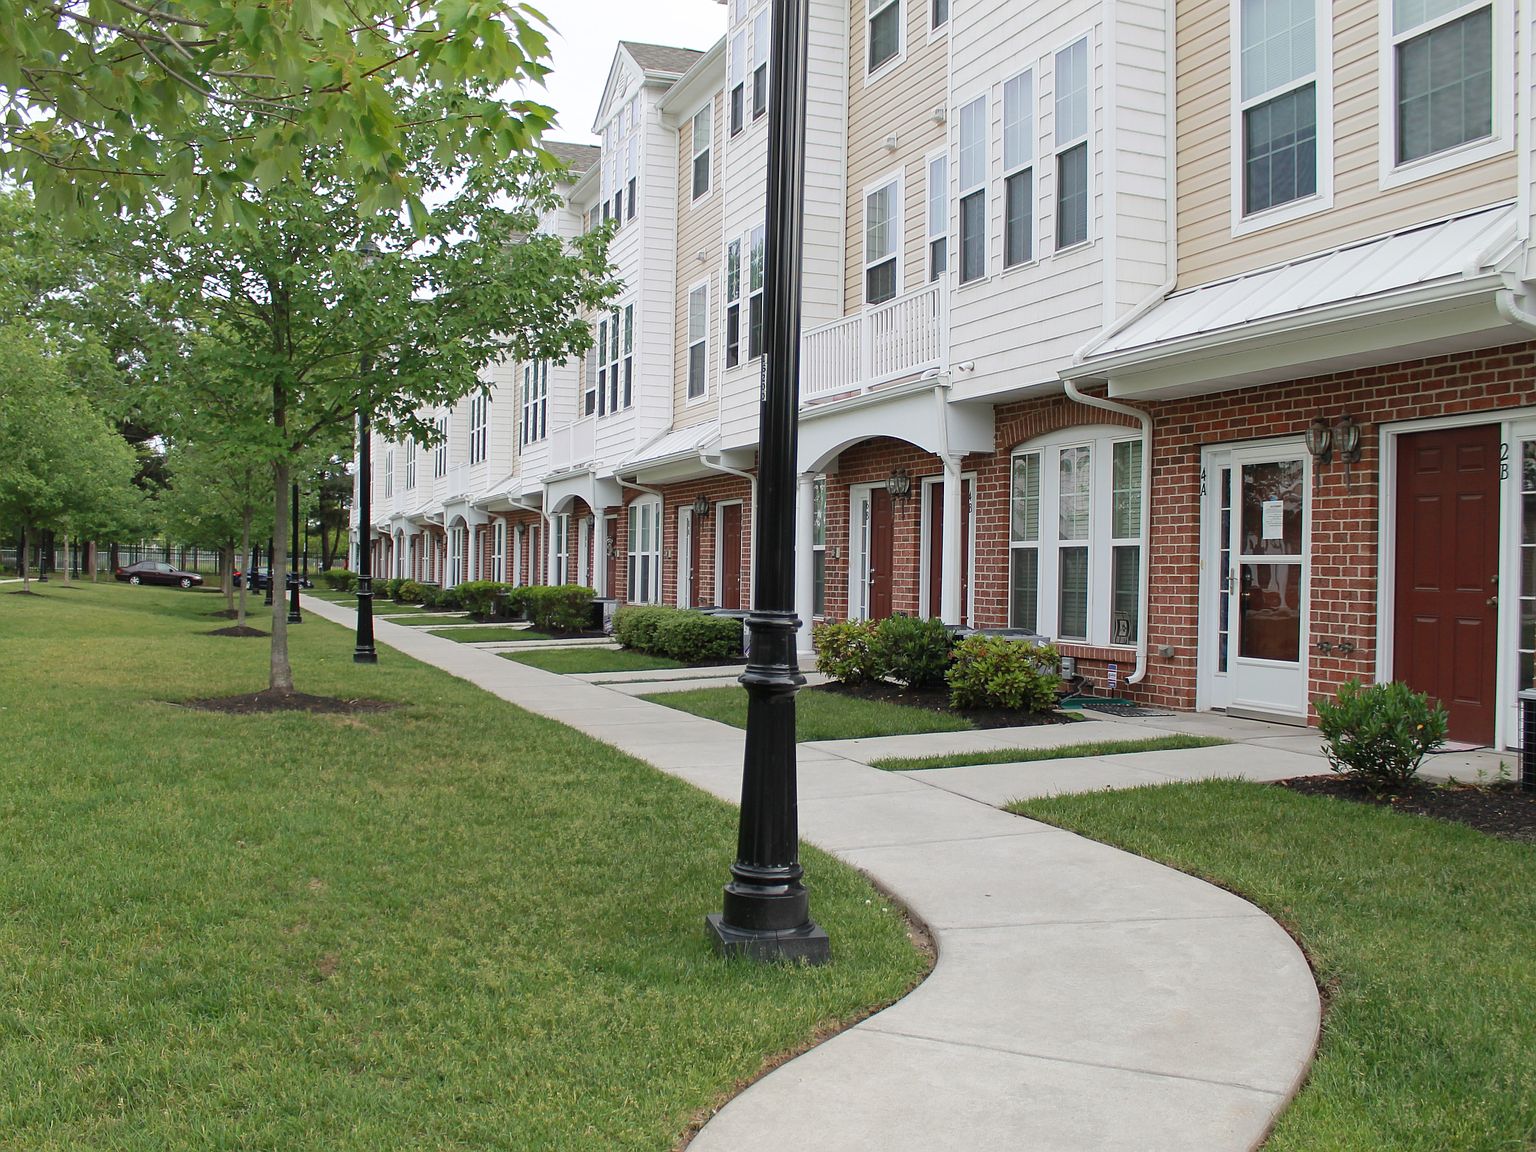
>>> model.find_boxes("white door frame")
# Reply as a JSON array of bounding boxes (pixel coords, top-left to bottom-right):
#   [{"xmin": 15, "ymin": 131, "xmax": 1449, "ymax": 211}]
[
  {"xmin": 917, "ymin": 471, "xmax": 977, "ymax": 625},
  {"xmin": 847, "ymin": 484, "xmax": 880, "ymax": 621},
  {"xmin": 677, "ymin": 506, "xmax": 693, "ymax": 607},
  {"xmin": 578, "ymin": 515, "xmax": 591, "ymax": 589},
  {"xmin": 714, "ymin": 499, "xmax": 744, "ymax": 609}
]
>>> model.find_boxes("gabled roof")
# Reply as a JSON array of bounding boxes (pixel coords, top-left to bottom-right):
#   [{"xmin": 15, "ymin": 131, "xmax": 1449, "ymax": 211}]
[
  {"xmin": 543, "ymin": 141, "xmax": 601, "ymax": 177},
  {"xmin": 595, "ymin": 40, "xmax": 709, "ymax": 131},
  {"xmin": 620, "ymin": 41, "xmax": 707, "ymax": 77}
]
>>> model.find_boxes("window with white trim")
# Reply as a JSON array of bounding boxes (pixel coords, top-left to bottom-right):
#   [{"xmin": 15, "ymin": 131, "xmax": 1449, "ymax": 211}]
[
  {"xmin": 957, "ymin": 95, "xmax": 987, "ymax": 284},
  {"xmin": 554, "ymin": 512, "xmax": 570, "ymax": 585},
  {"xmin": 405, "ymin": 438, "xmax": 416, "ymax": 491},
  {"xmin": 493, "ymin": 520, "xmax": 505, "ymax": 583},
  {"xmin": 1003, "ymin": 69, "xmax": 1035, "ymax": 268},
  {"xmin": 433, "ymin": 416, "xmax": 448, "ymax": 478},
  {"xmin": 468, "ymin": 392, "xmax": 488, "ymax": 465},
  {"xmin": 725, "ymin": 238, "xmax": 742, "ymax": 368},
  {"xmin": 595, "ymin": 308, "xmax": 632, "ymax": 417},
  {"xmin": 868, "ymin": 0, "xmax": 901, "ymax": 73},
  {"xmin": 748, "ymin": 225, "xmax": 766, "ymax": 359},
  {"xmin": 1391, "ymin": 0, "xmax": 1493, "ymax": 164},
  {"xmin": 730, "ymin": 30, "xmax": 747, "ymax": 135},
  {"xmin": 521, "ymin": 361, "xmax": 547, "ymax": 445},
  {"xmin": 812, "ymin": 477, "xmax": 827, "ymax": 616},
  {"xmin": 927, "ymin": 153, "xmax": 948, "ymax": 281},
  {"xmin": 621, "ymin": 305, "xmax": 634, "ymax": 409},
  {"xmin": 691, "ymin": 104, "xmax": 712, "ymax": 200},
  {"xmin": 864, "ymin": 176, "xmax": 900, "ymax": 305},
  {"xmin": 583, "ymin": 345, "xmax": 597, "ymax": 416},
  {"xmin": 1009, "ymin": 428, "xmax": 1143, "ymax": 645},
  {"xmin": 627, "ymin": 137, "xmax": 638, "ymax": 220},
  {"xmin": 932, "ymin": 0, "xmax": 949, "ymax": 29},
  {"xmin": 753, "ymin": 9, "xmax": 770, "ymax": 119},
  {"xmin": 1054, "ymin": 38, "xmax": 1090, "ymax": 248},
  {"xmin": 1238, "ymin": 0, "xmax": 1318, "ymax": 214},
  {"xmin": 384, "ymin": 447, "xmax": 394, "ymax": 499},
  {"xmin": 688, "ymin": 284, "xmax": 709, "ymax": 399},
  {"xmin": 627, "ymin": 498, "xmax": 662, "ymax": 604}
]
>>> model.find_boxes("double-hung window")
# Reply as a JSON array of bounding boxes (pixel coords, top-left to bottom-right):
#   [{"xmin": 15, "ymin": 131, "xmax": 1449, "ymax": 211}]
[
  {"xmin": 583, "ymin": 346, "xmax": 597, "ymax": 416},
  {"xmin": 932, "ymin": 0, "xmax": 949, "ymax": 30},
  {"xmin": 433, "ymin": 417, "xmax": 448, "ymax": 478},
  {"xmin": 1391, "ymin": 0, "xmax": 1494, "ymax": 165},
  {"xmin": 725, "ymin": 239, "xmax": 742, "ymax": 368},
  {"xmin": 812, "ymin": 477, "xmax": 827, "ymax": 616},
  {"xmin": 1009, "ymin": 429, "xmax": 1143, "ymax": 645},
  {"xmin": 554, "ymin": 513, "xmax": 570, "ymax": 585},
  {"xmin": 627, "ymin": 498, "xmax": 662, "ymax": 604},
  {"xmin": 1054, "ymin": 38, "xmax": 1090, "ymax": 248},
  {"xmin": 1238, "ymin": 0, "xmax": 1319, "ymax": 215},
  {"xmin": 687, "ymin": 284, "xmax": 709, "ymax": 399},
  {"xmin": 627, "ymin": 137, "xmax": 638, "ymax": 220},
  {"xmin": 621, "ymin": 304, "xmax": 634, "ymax": 409},
  {"xmin": 521, "ymin": 361, "xmax": 547, "ymax": 445},
  {"xmin": 730, "ymin": 30, "xmax": 747, "ymax": 135},
  {"xmin": 753, "ymin": 9, "xmax": 770, "ymax": 119},
  {"xmin": 404, "ymin": 439, "xmax": 416, "ymax": 491},
  {"xmin": 598, "ymin": 307, "xmax": 632, "ymax": 415},
  {"xmin": 748, "ymin": 225, "xmax": 766, "ymax": 359},
  {"xmin": 864, "ymin": 177, "xmax": 900, "ymax": 305},
  {"xmin": 691, "ymin": 104, "xmax": 712, "ymax": 200},
  {"xmin": 1003, "ymin": 70, "xmax": 1035, "ymax": 267},
  {"xmin": 957, "ymin": 96, "xmax": 987, "ymax": 284},
  {"xmin": 927, "ymin": 153, "xmax": 948, "ymax": 280},
  {"xmin": 384, "ymin": 448, "xmax": 394, "ymax": 499},
  {"xmin": 868, "ymin": 0, "xmax": 901, "ymax": 73},
  {"xmin": 596, "ymin": 316, "xmax": 612, "ymax": 416},
  {"xmin": 468, "ymin": 392, "xmax": 488, "ymax": 465},
  {"xmin": 492, "ymin": 521, "xmax": 505, "ymax": 583}
]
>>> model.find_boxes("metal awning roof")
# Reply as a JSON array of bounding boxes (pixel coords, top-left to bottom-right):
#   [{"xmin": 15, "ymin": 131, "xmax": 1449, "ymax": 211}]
[{"xmin": 618, "ymin": 422, "xmax": 722, "ymax": 474}]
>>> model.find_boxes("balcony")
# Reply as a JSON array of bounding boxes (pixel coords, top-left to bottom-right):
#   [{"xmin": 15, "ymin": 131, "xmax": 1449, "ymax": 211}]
[
  {"xmin": 801, "ymin": 282, "xmax": 946, "ymax": 405},
  {"xmin": 549, "ymin": 417, "xmax": 595, "ymax": 473},
  {"xmin": 445, "ymin": 463, "xmax": 471, "ymax": 501}
]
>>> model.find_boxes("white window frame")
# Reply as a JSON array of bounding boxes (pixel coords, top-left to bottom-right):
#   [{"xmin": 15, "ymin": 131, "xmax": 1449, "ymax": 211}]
[
  {"xmin": 1002, "ymin": 68, "xmax": 1036, "ymax": 270},
  {"xmin": 929, "ymin": 0, "xmax": 949, "ymax": 38},
  {"xmin": 1377, "ymin": 0, "xmax": 1510, "ymax": 188},
  {"xmin": 956, "ymin": 93, "xmax": 988, "ymax": 286},
  {"xmin": 433, "ymin": 416, "xmax": 448, "ymax": 478},
  {"xmin": 1052, "ymin": 36, "xmax": 1093, "ymax": 253},
  {"xmin": 492, "ymin": 520, "xmax": 505, "ymax": 583},
  {"xmin": 691, "ymin": 102, "xmax": 712, "ymax": 202},
  {"xmin": 865, "ymin": 0, "xmax": 905, "ymax": 81},
  {"xmin": 1228, "ymin": 0, "xmax": 1334, "ymax": 235},
  {"xmin": 1008, "ymin": 426, "xmax": 1144, "ymax": 648},
  {"xmin": 687, "ymin": 281, "xmax": 710, "ymax": 402},
  {"xmin": 554, "ymin": 512, "xmax": 570, "ymax": 585},
  {"xmin": 812, "ymin": 476, "xmax": 828, "ymax": 617},
  {"xmin": 404, "ymin": 438, "xmax": 416, "ymax": 491},
  {"xmin": 926, "ymin": 150, "xmax": 949, "ymax": 282},
  {"xmin": 752, "ymin": 7, "xmax": 771, "ymax": 121},
  {"xmin": 863, "ymin": 170, "xmax": 903, "ymax": 306},
  {"xmin": 468, "ymin": 392, "xmax": 488, "ymax": 465},
  {"xmin": 747, "ymin": 224, "xmax": 766, "ymax": 361},
  {"xmin": 730, "ymin": 29, "xmax": 748, "ymax": 136},
  {"xmin": 725, "ymin": 237, "xmax": 743, "ymax": 369},
  {"xmin": 522, "ymin": 361, "xmax": 548, "ymax": 445},
  {"xmin": 384, "ymin": 447, "xmax": 394, "ymax": 499},
  {"xmin": 627, "ymin": 497, "xmax": 662, "ymax": 604}
]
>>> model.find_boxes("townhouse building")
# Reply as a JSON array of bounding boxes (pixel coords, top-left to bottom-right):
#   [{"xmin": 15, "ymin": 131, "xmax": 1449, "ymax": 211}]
[{"xmin": 358, "ymin": 0, "xmax": 1535, "ymax": 749}]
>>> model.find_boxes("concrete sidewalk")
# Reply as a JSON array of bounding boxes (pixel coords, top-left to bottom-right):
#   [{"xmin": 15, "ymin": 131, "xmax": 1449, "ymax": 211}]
[{"xmin": 304, "ymin": 598, "xmax": 1320, "ymax": 1151}]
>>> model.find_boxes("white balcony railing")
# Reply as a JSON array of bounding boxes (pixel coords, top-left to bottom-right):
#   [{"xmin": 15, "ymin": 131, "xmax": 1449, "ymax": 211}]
[
  {"xmin": 549, "ymin": 417, "xmax": 595, "ymax": 473},
  {"xmin": 801, "ymin": 281, "xmax": 946, "ymax": 404},
  {"xmin": 445, "ymin": 463, "xmax": 471, "ymax": 501}
]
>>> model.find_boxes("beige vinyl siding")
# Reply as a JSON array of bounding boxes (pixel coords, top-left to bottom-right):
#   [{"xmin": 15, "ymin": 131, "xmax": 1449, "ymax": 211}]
[
  {"xmin": 1176, "ymin": 0, "xmax": 1515, "ymax": 288},
  {"xmin": 844, "ymin": 0, "xmax": 949, "ymax": 312},
  {"xmin": 673, "ymin": 91, "xmax": 724, "ymax": 430}
]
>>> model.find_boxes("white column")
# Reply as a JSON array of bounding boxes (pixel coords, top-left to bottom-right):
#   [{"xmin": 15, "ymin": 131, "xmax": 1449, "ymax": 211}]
[
  {"xmin": 545, "ymin": 514, "xmax": 559, "ymax": 585},
  {"xmin": 940, "ymin": 455, "xmax": 964, "ymax": 625},
  {"xmin": 795, "ymin": 473, "xmax": 816, "ymax": 658},
  {"xmin": 593, "ymin": 509, "xmax": 609, "ymax": 597}
]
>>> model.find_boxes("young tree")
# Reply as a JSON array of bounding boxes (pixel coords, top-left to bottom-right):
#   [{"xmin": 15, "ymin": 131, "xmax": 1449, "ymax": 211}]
[{"xmin": 160, "ymin": 440, "xmax": 273, "ymax": 624}]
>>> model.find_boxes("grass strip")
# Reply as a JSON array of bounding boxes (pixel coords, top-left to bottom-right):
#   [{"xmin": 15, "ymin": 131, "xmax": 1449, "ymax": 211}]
[
  {"xmin": 384, "ymin": 612, "xmax": 473, "ymax": 625},
  {"xmin": 1010, "ymin": 779, "xmax": 1536, "ymax": 1151},
  {"xmin": 0, "ymin": 581, "xmax": 927, "ymax": 1151},
  {"xmin": 503, "ymin": 648, "xmax": 689, "ymax": 674},
  {"xmin": 870, "ymin": 734, "xmax": 1228, "ymax": 772},
  {"xmin": 428, "ymin": 626, "xmax": 558, "ymax": 643},
  {"xmin": 643, "ymin": 685, "xmax": 974, "ymax": 742}
]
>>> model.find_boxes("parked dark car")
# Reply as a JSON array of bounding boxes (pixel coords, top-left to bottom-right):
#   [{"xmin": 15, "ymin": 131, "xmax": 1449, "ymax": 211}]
[
  {"xmin": 115, "ymin": 561, "xmax": 205, "ymax": 589},
  {"xmin": 232, "ymin": 567, "xmax": 314, "ymax": 591}
]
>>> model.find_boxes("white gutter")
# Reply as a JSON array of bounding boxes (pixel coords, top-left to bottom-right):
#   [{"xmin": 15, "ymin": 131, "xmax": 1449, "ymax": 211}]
[
  {"xmin": 1063, "ymin": 379, "xmax": 1152, "ymax": 687},
  {"xmin": 699, "ymin": 452, "xmax": 760, "ymax": 605}
]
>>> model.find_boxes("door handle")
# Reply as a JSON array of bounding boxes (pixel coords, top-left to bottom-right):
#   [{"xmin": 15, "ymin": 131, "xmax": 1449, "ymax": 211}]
[{"xmin": 1487, "ymin": 595, "xmax": 1498, "ymax": 607}]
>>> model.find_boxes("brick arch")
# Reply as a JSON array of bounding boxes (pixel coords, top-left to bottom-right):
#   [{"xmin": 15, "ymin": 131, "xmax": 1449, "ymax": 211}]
[{"xmin": 994, "ymin": 395, "xmax": 1140, "ymax": 456}]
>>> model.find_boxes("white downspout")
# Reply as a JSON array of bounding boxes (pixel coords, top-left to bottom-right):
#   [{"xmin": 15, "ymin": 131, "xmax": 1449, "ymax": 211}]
[
  {"xmin": 1063, "ymin": 379, "xmax": 1152, "ymax": 687},
  {"xmin": 1495, "ymin": 286, "xmax": 1536, "ymax": 331},
  {"xmin": 699, "ymin": 453, "xmax": 760, "ymax": 606}
]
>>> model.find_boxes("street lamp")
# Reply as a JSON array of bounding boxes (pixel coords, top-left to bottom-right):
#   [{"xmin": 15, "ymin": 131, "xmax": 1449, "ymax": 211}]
[
  {"xmin": 354, "ymin": 237, "xmax": 381, "ymax": 664},
  {"xmin": 288, "ymin": 482, "xmax": 304, "ymax": 624},
  {"xmin": 705, "ymin": 0, "xmax": 828, "ymax": 964}
]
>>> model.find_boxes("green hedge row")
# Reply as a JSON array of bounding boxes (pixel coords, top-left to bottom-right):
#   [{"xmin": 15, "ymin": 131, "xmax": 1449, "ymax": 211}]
[{"xmin": 613, "ymin": 605, "xmax": 744, "ymax": 662}]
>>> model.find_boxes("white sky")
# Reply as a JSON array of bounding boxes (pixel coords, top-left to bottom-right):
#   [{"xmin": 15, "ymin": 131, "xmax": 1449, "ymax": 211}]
[{"xmin": 527, "ymin": 1, "xmax": 727, "ymax": 143}]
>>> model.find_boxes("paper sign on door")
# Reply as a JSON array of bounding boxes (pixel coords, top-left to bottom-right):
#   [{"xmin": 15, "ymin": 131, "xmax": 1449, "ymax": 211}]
[{"xmin": 1261, "ymin": 500, "xmax": 1284, "ymax": 541}]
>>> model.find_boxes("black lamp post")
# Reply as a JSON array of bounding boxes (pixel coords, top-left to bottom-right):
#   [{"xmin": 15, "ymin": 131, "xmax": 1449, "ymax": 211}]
[
  {"xmin": 706, "ymin": 0, "xmax": 828, "ymax": 964},
  {"xmin": 354, "ymin": 237, "xmax": 381, "ymax": 664},
  {"xmin": 287, "ymin": 482, "xmax": 304, "ymax": 623}
]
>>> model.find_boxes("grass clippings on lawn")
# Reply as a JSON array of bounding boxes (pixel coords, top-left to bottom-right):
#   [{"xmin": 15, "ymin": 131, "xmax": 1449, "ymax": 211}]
[
  {"xmin": 0, "ymin": 582, "xmax": 928, "ymax": 1150},
  {"xmin": 870, "ymin": 734, "xmax": 1229, "ymax": 772},
  {"xmin": 1011, "ymin": 779, "xmax": 1536, "ymax": 1151},
  {"xmin": 502, "ymin": 648, "xmax": 690, "ymax": 674},
  {"xmin": 644, "ymin": 683, "xmax": 975, "ymax": 742}
]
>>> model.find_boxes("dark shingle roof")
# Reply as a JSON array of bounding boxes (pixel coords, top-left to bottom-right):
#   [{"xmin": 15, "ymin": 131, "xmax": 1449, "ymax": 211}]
[
  {"xmin": 621, "ymin": 41, "xmax": 707, "ymax": 77},
  {"xmin": 543, "ymin": 141, "xmax": 601, "ymax": 175}
]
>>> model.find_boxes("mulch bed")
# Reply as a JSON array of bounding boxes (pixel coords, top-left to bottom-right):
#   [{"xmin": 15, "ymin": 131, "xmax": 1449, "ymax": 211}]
[
  {"xmin": 205, "ymin": 626, "xmax": 269, "ymax": 637},
  {"xmin": 6, "ymin": 589, "xmax": 42, "ymax": 596},
  {"xmin": 813, "ymin": 681, "xmax": 1076, "ymax": 730},
  {"xmin": 1279, "ymin": 774, "xmax": 1536, "ymax": 844},
  {"xmin": 178, "ymin": 690, "xmax": 399, "ymax": 715}
]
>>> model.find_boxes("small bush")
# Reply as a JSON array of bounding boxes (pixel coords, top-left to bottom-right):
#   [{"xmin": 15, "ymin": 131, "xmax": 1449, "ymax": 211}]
[
  {"xmin": 814, "ymin": 620, "xmax": 884, "ymax": 685},
  {"xmin": 394, "ymin": 579, "xmax": 427, "ymax": 605},
  {"xmin": 653, "ymin": 612, "xmax": 743, "ymax": 661},
  {"xmin": 522, "ymin": 585, "xmax": 595, "ymax": 633},
  {"xmin": 445, "ymin": 581, "xmax": 506, "ymax": 618},
  {"xmin": 614, "ymin": 605, "xmax": 675, "ymax": 651},
  {"xmin": 1316, "ymin": 678, "xmax": 1448, "ymax": 788},
  {"xmin": 431, "ymin": 585, "xmax": 463, "ymax": 611},
  {"xmin": 319, "ymin": 568, "xmax": 357, "ymax": 592},
  {"xmin": 946, "ymin": 635, "xmax": 1060, "ymax": 712},
  {"xmin": 873, "ymin": 615, "xmax": 953, "ymax": 689}
]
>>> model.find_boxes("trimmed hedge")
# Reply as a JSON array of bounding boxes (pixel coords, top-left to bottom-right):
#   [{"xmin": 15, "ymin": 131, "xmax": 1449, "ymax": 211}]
[
  {"xmin": 441, "ymin": 580, "xmax": 514, "ymax": 618},
  {"xmin": 813, "ymin": 620, "xmax": 884, "ymax": 685},
  {"xmin": 615, "ymin": 604, "xmax": 743, "ymax": 661},
  {"xmin": 522, "ymin": 585, "xmax": 595, "ymax": 633},
  {"xmin": 872, "ymin": 615, "xmax": 952, "ymax": 689},
  {"xmin": 946, "ymin": 635, "xmax": 1060, "ymax": 712},
  {"xmin": 393, "ymin": 579, "xmax": 427, "ymax": 605},
  {"xmin": 614, "ymin": 605, "xmax": 673, "ymax": 652},
  {"xmin": 319, "ymin": 568, "xmax": 357, "ymax": 592}
]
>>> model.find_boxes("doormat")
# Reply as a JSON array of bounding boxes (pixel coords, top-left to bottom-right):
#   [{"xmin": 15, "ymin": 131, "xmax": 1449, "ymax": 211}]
[{"xmin": 1066, "ymin": 698, "xmax": 1176, "ymax": 718}]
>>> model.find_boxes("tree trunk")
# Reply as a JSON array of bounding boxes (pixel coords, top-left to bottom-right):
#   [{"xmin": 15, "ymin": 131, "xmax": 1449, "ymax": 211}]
[
  {"xmin": 58, "ymin": 523, "xmax": 71, "ymax": 586},
  {"xmin": 88, "ymin": 541, "xmax": 98, "ymax": 582},
  {"xmin": 223, "ymin": 542, "xmax": 235, "ymax": 613},
  {"xmin": 270, "ymin": 458, "xmax": 294, "ymax": 692},
  {"xmin": 238, "ymin": 504, "xmax": 252, "ymax": 629},
  {"xmin": 19, "ymin": 523, "xmax": 29, "ymax": 591}
]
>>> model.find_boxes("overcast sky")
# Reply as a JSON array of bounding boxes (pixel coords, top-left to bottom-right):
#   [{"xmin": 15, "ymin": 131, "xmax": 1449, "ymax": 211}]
[{"xmin": 526, "ymin": 1, "xmax": 727, "ymax": 143}]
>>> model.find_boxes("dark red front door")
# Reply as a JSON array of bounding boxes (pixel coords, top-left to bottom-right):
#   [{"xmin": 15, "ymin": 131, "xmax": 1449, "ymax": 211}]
[
  {"xmin": 926, "ymin": 480, "xmax": 972, "ymax": 621},
  {"xmin": 720, "ymin": 503, "xmax": 742, "ymax": 610},
  {"xmin": 1394, "ymin": 424, "xmax": 1500, "ymax": 744},
  {"xmin": 869, "ymin": 489, "xmax": 893, "ymax": 620}
]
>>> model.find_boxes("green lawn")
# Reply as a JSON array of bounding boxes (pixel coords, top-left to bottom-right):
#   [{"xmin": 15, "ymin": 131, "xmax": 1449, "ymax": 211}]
[
  {"xmin": 428, "ymin": 626, "xmax": 557, "ymax": 643},
  {"xmin": 503, "ymin": 648, "xmax": 690, "ymax": 674},
  {"xmin": 0, "ymin": 583, "xmax": 927, "ymax": 1150},
  {"xmin": 870, "ymin": 734, "xmax": 1228, "ymax": 772},
  {"xmin": 1012, "ymin": 780, "xmax": 1536, "ymax": 1151},
  {"xmin": 643, "ymin": 685, "xmax": 974, "ymax": 742},
  {"xmin": 384, "ymin": 611, "xmax": 471, "ymax": 625}
]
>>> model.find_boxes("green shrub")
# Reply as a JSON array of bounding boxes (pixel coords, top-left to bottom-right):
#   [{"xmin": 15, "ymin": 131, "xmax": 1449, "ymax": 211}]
[
  {"xmin": 946, "ymin": 635, "xmax": 1061, "ymax": 712},
  {"xmin": 430, "ymin": 585, "xmax": 462, "ymax": 611},
  {"xmin": 614, "ymin": 605, "xmax": 675, "ymax": 651},
  {"xmin": 494, "ymin": 585, "xmax": 529, "ymax": 620},
  {"xmin": 1315, "ymin": 678, "xmax": 1448, "ymax": 788},
  {"xmin": 319, "ymin": 568, "xmax": 357, "ymax": 592},
  {"xmin": 653, "ymin": 612, "xmax": 743, "ymax": 661},
  {"xmin": 522, "ymin": 585, "xmax": 595, "ymax": 633},
  {"xmin": 873, "ymin": 615, "xmax": 953, "ymax": 689},
  {"xmin": 445, "ymin": 581, "xmax": 502, "ymax": 618},
  {"xmin": 814, "ymin": 620, "xmax": 884, "ymax": 685},
  {"xmin": 394, "ymin": 579, "xmax": 427, "ymax": 605}
]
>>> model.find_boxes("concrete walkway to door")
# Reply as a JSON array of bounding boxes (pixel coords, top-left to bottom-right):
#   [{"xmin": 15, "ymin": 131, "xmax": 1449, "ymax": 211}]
[{"xmin": 303, "ymin": 597, "xmax": 1321, "ymax": 1151}]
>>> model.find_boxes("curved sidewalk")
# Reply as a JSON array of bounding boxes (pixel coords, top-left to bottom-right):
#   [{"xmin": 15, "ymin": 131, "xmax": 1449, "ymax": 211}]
[{"xmin": 307, "ymin": 600, "xmax": 1320, "ymax": 1151}]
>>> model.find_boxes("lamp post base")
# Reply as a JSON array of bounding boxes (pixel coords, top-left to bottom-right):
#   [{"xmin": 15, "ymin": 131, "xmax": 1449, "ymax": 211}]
[{"xmin": 706, "ymin": 913, "xmax": 830, "ymax": 965}]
